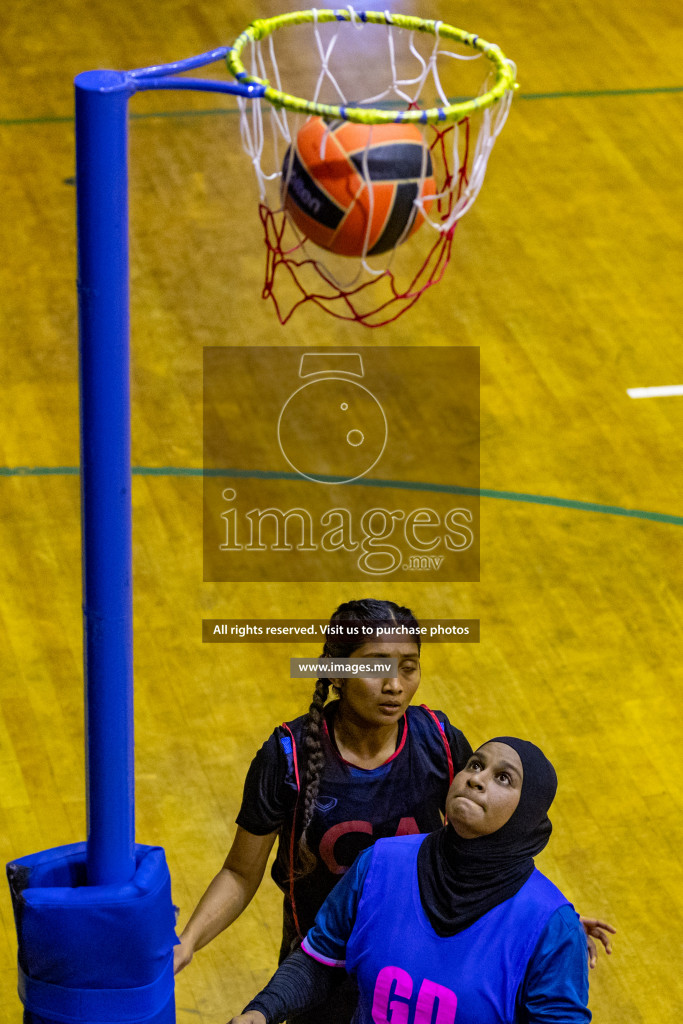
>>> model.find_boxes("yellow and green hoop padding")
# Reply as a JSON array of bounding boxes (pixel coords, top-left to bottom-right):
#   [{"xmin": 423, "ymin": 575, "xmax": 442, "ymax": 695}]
[{"xmin": 227, "ymin": 8, "xmax": 517, "ymax": 125}]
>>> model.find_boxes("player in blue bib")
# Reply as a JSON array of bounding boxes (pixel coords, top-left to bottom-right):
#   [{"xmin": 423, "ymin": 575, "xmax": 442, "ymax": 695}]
[{"xmin": 231, "ymin": 737, "xmax": 593, "ymax": 1023}]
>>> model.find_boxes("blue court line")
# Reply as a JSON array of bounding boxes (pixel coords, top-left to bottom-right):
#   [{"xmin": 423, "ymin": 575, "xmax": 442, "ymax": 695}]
[
  {"xmin": 1, "ymin": 84, "xmax": 681, "ymax": 127},
  {"xmin": 2, "ymin": 465, "xmax": 682, "ymax": 526}
]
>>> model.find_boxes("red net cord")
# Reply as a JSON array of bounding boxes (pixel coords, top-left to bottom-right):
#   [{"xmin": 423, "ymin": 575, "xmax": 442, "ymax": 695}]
[{"xmin": 260, "ymin": 119, "xmax": 471, "ymax": 328}]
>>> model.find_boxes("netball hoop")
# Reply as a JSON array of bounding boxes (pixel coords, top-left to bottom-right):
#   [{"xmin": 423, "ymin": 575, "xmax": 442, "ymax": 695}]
[{"xmin": 227, "ymin": 8, "xmax": 517, "ymax": 326}]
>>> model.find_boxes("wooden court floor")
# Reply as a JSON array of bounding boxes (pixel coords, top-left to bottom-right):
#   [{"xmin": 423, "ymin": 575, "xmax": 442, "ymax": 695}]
[{"xmin": 1, "ymin": 0, "xmax": 682, "ymax": 1021}]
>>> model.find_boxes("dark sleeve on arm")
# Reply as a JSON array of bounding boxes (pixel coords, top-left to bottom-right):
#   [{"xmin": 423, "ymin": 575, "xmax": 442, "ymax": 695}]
[
  {"xmin": 304, "ymin": 846, "xmax": 372, "ymax": 963},
  {"xmin": 235, "ymin": 730, "xmax": 291, "ymax": 835},
  {"xmin": 436, "ymin": 710, "xmax": 472, "ymax": 772},
  {"xmin": 243, "ymin": 853, "xmax": 372, "ymax": 1023},
  {"xmin": 243, "ymin": 947, "xmax": 344, "ymax": 1024},
  {"xmin": 519, "ymin": 904, "xmax": 592, "ymax": 1023}
]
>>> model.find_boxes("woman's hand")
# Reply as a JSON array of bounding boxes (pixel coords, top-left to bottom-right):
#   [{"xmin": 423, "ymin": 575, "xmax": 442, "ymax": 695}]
[
  {"xmin": 173, "ymin": 935, "xmax": 194, "ymax": 975},
  {"xmin": 579, "ymin": 916, "xmax": 616, "ymax": 969},
  {"xmin": 227, "ymin": 1013, "xmax": 266, "ymax": 1024}
]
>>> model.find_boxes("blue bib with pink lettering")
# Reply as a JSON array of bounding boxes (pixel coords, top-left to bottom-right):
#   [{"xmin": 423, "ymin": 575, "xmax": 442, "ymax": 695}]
[{"xmin": 345, "ymin": 835, "xmax": 569, "ymax": 1024}]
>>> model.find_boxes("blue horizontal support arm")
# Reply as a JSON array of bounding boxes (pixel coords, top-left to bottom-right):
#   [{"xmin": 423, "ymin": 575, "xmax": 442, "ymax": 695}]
[
  {"xmin": 129, "ymin": 47, "xmax": 231, "ymax": 77},
  {"xmin": 128, "ymin": 47, "xmax": 267, "ymax": 97},
  {"xmin": 132, "ymin": 77, "xmax": 266, "ymax": 96}
]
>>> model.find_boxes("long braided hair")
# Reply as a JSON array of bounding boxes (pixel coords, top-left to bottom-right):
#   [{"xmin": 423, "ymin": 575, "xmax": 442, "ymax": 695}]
[{"xmin": 296, "ymin": 598, "xmax": 422, "ymax": 874}]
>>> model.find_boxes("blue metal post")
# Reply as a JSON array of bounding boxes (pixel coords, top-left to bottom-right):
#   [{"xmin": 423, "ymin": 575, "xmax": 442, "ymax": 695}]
[
  {"xmin": 72, "ymin": 59, "xmax": 264, "ymax": 890},
  {"xmin": 75, "ymin": 70, "xmax": 137, "ymax": 885}
]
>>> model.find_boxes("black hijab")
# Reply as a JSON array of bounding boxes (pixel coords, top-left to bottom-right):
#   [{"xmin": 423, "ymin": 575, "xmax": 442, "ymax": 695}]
[{"xmin": 416, "ymin": 736, "xmax": 557, "ymax": 936}]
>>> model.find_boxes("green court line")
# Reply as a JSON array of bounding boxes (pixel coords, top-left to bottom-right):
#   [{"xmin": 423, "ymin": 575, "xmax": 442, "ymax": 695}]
[
  {"xmin": 2, "ymin": 84, "xmax": 681, "ymax": 127},
  {"xmin": 0, "ymin": 466, "xmax": 80, "ymax": 475},
  {"xmin": 0, "ymin": 109, "xmax": 234, "ymax": 127},
  {"xmin": 2, "ymin": 465, "xmax": 682, "ymax": 526},
  {"xmin": 518, "ymin": 84, "xmax": 683, "ymax": 100}
]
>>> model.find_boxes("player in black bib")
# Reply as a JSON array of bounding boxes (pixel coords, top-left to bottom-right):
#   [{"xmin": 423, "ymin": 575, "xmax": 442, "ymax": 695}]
[
  {"xmin": 174, "ymin": 599, "xmax": 613, "ymax": 1024},
  {"xmin": 241, "ymin": 697, "xmax": 467, "ymax": 964}
]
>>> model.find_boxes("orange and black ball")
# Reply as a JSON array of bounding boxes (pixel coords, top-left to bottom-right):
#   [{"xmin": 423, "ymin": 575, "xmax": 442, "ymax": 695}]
[{"xmin": 281, "ymin": 116, "xmax": 435, "ymax": 257}]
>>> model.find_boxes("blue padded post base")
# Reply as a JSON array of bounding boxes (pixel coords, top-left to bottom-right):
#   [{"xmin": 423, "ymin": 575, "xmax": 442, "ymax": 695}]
[{"xmin": 7, "ymin": 843, "xmax": 177, "ymax": 1024}]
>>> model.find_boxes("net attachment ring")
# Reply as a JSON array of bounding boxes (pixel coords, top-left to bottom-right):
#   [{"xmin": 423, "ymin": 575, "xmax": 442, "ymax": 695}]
[{"xmin": 226, "ymin": 8, "xmax": 516, "ymax": 125}]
